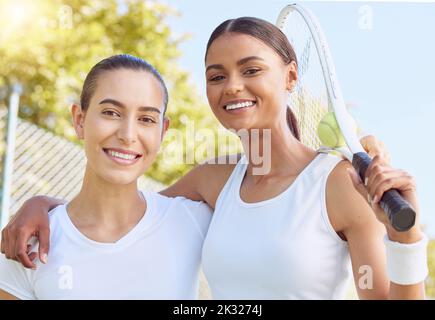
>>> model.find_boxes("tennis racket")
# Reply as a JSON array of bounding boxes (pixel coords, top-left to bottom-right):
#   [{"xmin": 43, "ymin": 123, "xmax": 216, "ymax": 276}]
[{"xmin": 276, "ymin": 3, "xmax": 415, "ymax": 232}]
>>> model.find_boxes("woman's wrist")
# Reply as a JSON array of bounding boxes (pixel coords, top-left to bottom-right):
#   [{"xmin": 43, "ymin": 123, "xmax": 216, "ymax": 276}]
[
  {"xmin": 384, "ymin": 232, "xmax": 429, "ymax": 285},
  {"xmin": 386, "ymin": 225, "xmax": 424, "ymax": 244}
]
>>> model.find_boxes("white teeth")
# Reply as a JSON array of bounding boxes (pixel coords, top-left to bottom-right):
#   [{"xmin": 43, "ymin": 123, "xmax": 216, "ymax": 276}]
[
  {"xmin": 225, "ymin": 101, "xmax": 255, "ymax": 110},
  {"xmin": 108, "ymin": 150, "xmax": 136, "ymax": 160}
]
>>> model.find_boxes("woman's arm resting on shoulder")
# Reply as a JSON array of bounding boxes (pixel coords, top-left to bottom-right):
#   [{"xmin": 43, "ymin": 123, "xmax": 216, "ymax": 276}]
[
  {"xmin": 160, "ymin": 156, "xmax": 239, "ymax": 209},
  {"xmin": 160, "ymin": 164, "xmax": 206, "ymax": 202},
  {"xmin": 0, "ymin": 196, "xmax": 65, "ymax": 269},
  {"xmin": 327, "ymin": 159, "xmax": 426, "ymax": 300}
]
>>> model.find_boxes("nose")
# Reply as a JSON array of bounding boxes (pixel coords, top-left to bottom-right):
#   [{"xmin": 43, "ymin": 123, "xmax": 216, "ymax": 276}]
[
  {"xmin": 117, "ymin": 117, "xmax": 137, "ymax": 145},
  {"xmin": 224, "ymin": 75, "xmax": 244, "ymax": 96}
]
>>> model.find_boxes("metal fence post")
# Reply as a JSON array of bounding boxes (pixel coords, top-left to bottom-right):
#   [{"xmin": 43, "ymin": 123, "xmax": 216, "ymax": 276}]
[{"xmin": 1, "ymin": 83, "xmax": 22, "ymax": 229}]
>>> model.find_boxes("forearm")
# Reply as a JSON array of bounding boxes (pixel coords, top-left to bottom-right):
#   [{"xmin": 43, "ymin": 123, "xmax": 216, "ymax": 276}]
[
  {"xmin": 159, "ymin": 165, "xmax": 205, "ymax": 201},
  {"xmin": 160, "ymin": 184, "xmax": 203, "ymax": 201},
  {"xmin": 24, "ymin": 195, "xmax": 66, "ymax": 213}
]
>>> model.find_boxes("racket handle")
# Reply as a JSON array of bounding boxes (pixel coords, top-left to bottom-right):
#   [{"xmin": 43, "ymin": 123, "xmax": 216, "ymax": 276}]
[{"xmin": 352, "ymin": 152, "xmax": 416, "ymax": 232}]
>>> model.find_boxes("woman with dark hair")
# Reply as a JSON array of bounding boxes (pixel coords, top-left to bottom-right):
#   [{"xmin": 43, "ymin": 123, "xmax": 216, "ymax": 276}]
[
  {"xmin": 1, "ymin": 18, "xmax": 427, "ymax": 300},
  {"xmin": 194, "ymin": 17, "xmax": 427, "ymax": 299},
  {"xmin": 0, "ymin": 54, "xmax": 212, "ymax": 299}
]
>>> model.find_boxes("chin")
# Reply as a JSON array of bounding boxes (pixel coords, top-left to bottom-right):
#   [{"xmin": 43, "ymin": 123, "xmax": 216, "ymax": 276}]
[
  {"xmin": 100, "ymin": 172, "xmax": 141, "ymax": 186},
  {"xmin": 222, "ymin": 120, "xmax": 257, "ymax": 133}
]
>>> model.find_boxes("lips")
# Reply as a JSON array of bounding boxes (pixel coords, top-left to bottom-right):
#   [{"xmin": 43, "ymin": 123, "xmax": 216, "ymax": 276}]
[
  {"xmin": 224, "ymin": 101, "xmax": 255, "ymax": 110},
  {"xmin": 223, "ymin": 99, "xmax": 257, "ymax": 114},
  {"xmin": 103, "ymin": 148, "xmax": 142, "ymax": 165}
]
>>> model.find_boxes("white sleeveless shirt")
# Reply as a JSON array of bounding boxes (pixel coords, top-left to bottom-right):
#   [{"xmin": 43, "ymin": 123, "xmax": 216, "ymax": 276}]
[
  {"xmin": 0, "ymin": 192, "xmax": 212, "ymax": 299},
  {"xmin": 202, "ymin": 153, "xmax": 352, "ymax": 299}
]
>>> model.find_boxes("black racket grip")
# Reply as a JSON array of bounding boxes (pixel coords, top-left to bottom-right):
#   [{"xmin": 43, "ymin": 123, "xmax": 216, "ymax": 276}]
[{"xmin": 352, "ymin": 152, "xmax": 416, "ymax": 232}]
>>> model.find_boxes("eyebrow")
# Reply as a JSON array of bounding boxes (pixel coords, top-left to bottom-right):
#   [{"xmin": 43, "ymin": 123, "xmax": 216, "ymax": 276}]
[
  {"xmin": 98, "ymin": 98, "xmax": 161, "ymax": 114},
  {"xmin": 205, "ymin": 56, "xmax": 265, "ymax": 72}
]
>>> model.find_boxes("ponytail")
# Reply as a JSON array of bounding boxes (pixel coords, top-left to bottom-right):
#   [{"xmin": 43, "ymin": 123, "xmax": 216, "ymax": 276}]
[{"xmin": 286, "ymin": 107, "xmax": 300, "ymax": 141}]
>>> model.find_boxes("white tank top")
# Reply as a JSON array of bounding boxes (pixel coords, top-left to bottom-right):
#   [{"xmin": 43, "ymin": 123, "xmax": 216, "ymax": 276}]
[
  {"xmin": 0, "ymin": 192, "xmax": 212, "ymax": 299},
  {"xmin": 202, "ymin": 152, "xmax": 352, "ymax": 299}
]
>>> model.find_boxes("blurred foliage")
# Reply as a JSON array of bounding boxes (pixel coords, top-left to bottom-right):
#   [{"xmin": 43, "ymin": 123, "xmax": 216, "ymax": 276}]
[
  {"xmin": 426, "ymin": 239, "xmax": 435, "ymax": 298},
  {"xmin": 0, "ymin": 0, "xmax": 241, "ymax": 184}
]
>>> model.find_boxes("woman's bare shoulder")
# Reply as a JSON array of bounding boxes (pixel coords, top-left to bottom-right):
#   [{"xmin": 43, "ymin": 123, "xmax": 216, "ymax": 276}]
[
  {"xmin": 160, "ymin": 154, "xmax": 241, "ymax": 208},
  {"xmin": 326, "ymin": 159, "xmax": 383, "ymax": 235}
]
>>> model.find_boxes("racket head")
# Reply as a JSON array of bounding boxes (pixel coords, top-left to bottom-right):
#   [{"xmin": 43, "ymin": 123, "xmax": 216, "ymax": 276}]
[
  {"xmin": 277, "ymin": 4, "xmax": 416, "ymax": 232},
  {"xmin": 276, "ymin": 4, "xmax": 361, "ymax": 157},
  {"xmin": 277, "ymin": 5, "xmax": 329, "ymax": 149}
]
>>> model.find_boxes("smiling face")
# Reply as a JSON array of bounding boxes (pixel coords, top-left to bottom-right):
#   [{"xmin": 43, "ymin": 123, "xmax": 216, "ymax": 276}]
[
  {"xmin": 205, "ymin": 32, "xmax": 297, "ymax": 131},
  {"xmin": 72, "ymin": 68, "xmax": 169, "ymax": 186}
]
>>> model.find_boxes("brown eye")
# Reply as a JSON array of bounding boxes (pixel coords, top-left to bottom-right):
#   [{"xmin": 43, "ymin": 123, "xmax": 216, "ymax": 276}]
[
  {"xmin": 244, "ymin": 68, "xmax": 261, "ymax": 75},
  {"xmin": 209, "ymin": 75, "xmax": 225, "ymax": 82},
  {"xmin": 102, "ymin": 110, "xmax": 120, "ymax": 117},
  {"xmin": 139, "ymin": 117, "xmax": 156, "ymax": 124}
]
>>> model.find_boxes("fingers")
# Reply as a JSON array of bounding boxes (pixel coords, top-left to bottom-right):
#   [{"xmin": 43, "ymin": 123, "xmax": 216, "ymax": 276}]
[
  {"xmin": 1, "ymin": 227, "xmax": 6, "ymax": 255},
  {"xmin": 364, "ymin": 155, "xmax": 417, "ymax": 207},
  {"xmin": 1, "ymin": 227, "xmax": 9, "ymax": 258},
  {"xmin": 2, "ymin": 222, "xmax": 38, "ymax": 269},
  {"xmin": 364, "ymin": 155, "xmax": 391, "ymax": 199},
  {"xmin": 1, "ymin": 196, "xmax": 55, "ymax": 269},
  {"xmin": 348, "ymin": 154, "xmax": 418, "ymax": 228},
  {"xmin": 1, "ymin": 215, "xmax": 17, "ymax": 256},
  {"xmin": 360, "ymin": 135, "xmax": 391, "ymax": 164},
  {"xmin": 16, "ymin": 249, "xmax": 36, "ymax": 269},
  {"xmin": 28, "ymin": 252, "xmax": 37, "ymax": 262},
  {"xmin": 38, "ymin": 227, "xmax": 50, "ymax": 264},
  {"xmin": 365, "ymin": 158, "xmax": 395, "ymax": 200},
  {"xmin": 367, "ymin": 169, "xmax": 405, "ymax": 201},
  {"xmin": 370, "ymin": 173, "xmax": 416, "ymax": 205},
  {"xmin": 15, "ymin": 230, "xmax": 37, "ymax": 269},
  {"xmin": 7, "ymin": 227, "xmax": 17, "ymax": 262},
  {"xmin": 364, "ymin": 155, "xmax": 390, "ymax": 181}
]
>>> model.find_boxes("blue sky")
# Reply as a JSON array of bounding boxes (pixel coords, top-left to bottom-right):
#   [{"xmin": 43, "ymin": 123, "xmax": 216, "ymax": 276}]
[{"xmin": 163, "ymin": 0, "xmax": 435, "ymax": 237}]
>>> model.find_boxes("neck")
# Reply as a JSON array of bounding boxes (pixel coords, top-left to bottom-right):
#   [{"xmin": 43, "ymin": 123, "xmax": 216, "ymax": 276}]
[
  {"xmin": 240, "ymin": 120, "xmax": 318, "ymax": 177},
  {"xmin": 67, "ymin": 165, "xmax": 146, "ymax": 228}
]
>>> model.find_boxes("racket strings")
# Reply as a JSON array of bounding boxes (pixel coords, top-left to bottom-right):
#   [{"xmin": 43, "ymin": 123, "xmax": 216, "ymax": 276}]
[{"xmin": 281, "ymin": 11, "xmax": 330, "ymax": 150}]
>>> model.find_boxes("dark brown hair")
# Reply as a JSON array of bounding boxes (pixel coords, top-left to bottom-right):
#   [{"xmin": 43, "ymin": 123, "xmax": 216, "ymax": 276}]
[
  {"xmin": 205, "ymin": 17, "xmax": 300, "ymax": 140},
  {"xmin": 80, "ymin": 54, "xmax": 168, "ymax": 113}
]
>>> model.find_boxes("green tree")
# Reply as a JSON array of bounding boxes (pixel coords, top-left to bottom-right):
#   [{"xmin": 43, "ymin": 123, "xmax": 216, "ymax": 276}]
[
  {"xmin": 0, "ymin": 0, "xmax": 240, "ymax": 184},
  {"xmin": 426, "ymin": 239, "xmax": 435, "ymax": 298}
]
